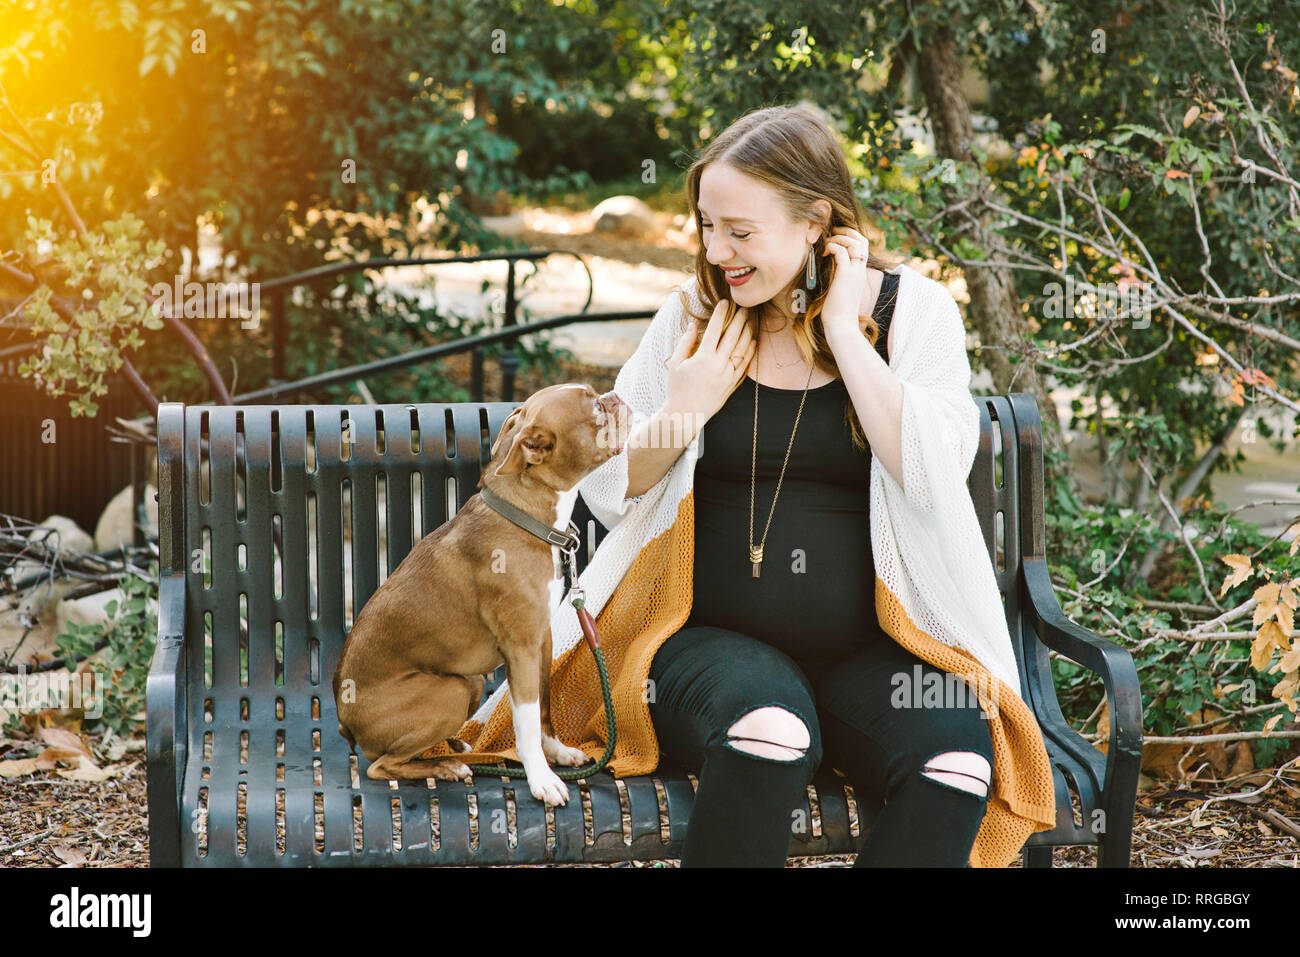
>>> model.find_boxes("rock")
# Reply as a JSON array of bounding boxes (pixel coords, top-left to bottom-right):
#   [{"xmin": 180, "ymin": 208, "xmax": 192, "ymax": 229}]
[
  {"xmin": 54, "ymin": 586, "xmax": 157, "ymax": 640},
  {"xmin": 0, "ymin": 613, "xmax": 63, "ymax": 670},
  {"xmin": 94, "ymin": 483, "xmax": 159, "ymax": 552},
  {"xmin": 2, "ymin": 516, "xmax": 93, "ymax": 625},
  {"xmin": 591, "ymin": 196, "xmax": 661, "ymax": 240},
  {"xmin": 0, "ymin": 648, "xmax": 114, "ymax": 730},
  {"xmin": 0, "ymin": 574, "xmax": 78, "ymax": 624},
  {"xmin": 14, "ymin": 517, "xmax": 94, "ymax": 575}
]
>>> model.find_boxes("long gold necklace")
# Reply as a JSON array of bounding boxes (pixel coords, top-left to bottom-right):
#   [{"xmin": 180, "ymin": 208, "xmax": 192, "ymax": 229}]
[{"xmin": 749, "ymin": 333, "xmax": 814, "ymax": 579}]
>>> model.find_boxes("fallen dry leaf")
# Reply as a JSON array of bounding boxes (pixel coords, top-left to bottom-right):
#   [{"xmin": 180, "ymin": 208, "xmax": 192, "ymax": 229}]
[
  {"xmin": 52, "ymin": 844, "xmax": 89, "ymax": 866},
  {"xmin": 35, "ymin": 746, "xmax": 85, "ymax": 770},
  {"xmin": 0, "ymin": 757, "xmax": 41, "ymax": 778},
  {"xmin": 28, "ymin": 710, "xmax": 82, "ymax": 735},
  {"xmin": 105, "ymin": 737, "xmax": 146, "ymax": 762},
  {"xmin": 55, "ymin": 761, "xmax": 123, "ymax": 782},
  {"xmin": 38, "ymin": 726, "xmax": 95, "ymax": 765}
]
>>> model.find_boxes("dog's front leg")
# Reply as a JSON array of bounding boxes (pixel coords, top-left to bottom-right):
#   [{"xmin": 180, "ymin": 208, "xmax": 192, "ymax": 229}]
[
  {"xmin": 539, "ymin": 625, "xmax": 590, "ymax": 768},
  {"xmin": 501, "ymin": 640, "xmax": 569, "ymax": 807}
]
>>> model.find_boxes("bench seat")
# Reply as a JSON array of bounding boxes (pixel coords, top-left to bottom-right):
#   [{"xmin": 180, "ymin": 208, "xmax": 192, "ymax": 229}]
[{"xmin": 146, "ymin": 395, "xmax": 1142, "ymax": 867}]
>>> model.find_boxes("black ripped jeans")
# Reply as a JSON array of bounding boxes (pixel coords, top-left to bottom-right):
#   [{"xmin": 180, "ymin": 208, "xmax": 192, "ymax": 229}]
[{"xmin": 647, "ymin": 624, "xmax": 996, "ymax": 867}]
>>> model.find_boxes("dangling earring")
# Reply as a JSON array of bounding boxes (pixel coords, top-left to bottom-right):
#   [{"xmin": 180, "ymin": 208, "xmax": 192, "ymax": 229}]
[{"xmin": 804, "ymin": 241, "xmax": 817, "ymax": 290}]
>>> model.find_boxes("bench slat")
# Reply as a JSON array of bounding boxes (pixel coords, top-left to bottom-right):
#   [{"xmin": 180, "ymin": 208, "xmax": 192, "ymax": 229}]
[
  {"xmin": 812, "ymin": 781, "xmax": 853, "ymax": 852},
  {"xmin": 431, "ymin": 779, "xmax": 474, "ymax": 864},
  {"xmin": 585, "ymin": 773, "xmax": 631, "ymax": 860},
  {"xmin": 547, "ymin": 775, "xmax": 590, "ymax": 861},
  {"xmin": 244, "ymin": 722, "xmax": 279, "ymax": 862},
  {"xmin": 510, "ymin": 779, "xmax": 551, "ymax": 862},
  {"xmin": 621, "ymin": 773, "xmax": 668, "ymax": 854}
]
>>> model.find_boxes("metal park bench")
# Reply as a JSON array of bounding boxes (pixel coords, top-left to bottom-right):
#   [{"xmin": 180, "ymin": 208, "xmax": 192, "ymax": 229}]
[{"xmin": 146, "ymin": 393, "xmax": 1142, "ymax": 867}]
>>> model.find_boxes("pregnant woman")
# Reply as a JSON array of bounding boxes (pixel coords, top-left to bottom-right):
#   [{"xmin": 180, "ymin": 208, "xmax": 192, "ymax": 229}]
[
  {"xmin": 636, "ymin": 111, "xmax": 992, "ymax": 868},
  {"xmin": 455, "ymin": 104, "xmax": 1056, "ymax": 867}
]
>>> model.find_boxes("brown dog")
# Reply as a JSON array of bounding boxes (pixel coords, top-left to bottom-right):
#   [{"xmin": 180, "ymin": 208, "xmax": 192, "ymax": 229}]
[{"xmin": 332, "ymin": 384, "xmax": 632, "ymax": 806}]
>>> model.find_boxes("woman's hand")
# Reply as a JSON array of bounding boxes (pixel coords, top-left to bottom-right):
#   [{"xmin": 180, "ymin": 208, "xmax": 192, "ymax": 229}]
[
  {"xmin": 664, "ymin": 299, "xmax": 756, "ymax": 422},
  {"xmin": 821, "ymin": 225, "xmax": 870, "ymax": 341}
]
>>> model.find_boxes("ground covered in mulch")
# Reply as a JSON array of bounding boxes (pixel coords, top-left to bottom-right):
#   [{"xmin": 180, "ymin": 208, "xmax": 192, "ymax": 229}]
[
  {"xmin": 0, "ymin": 730, "xmax": 151, "ymax": 866},
  {"xmin": 3, "ymin": 723, "xmax": 1298, "ymax": 867}
]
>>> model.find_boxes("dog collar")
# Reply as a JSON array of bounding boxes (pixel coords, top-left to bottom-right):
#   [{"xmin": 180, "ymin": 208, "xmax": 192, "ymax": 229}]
[
  {"xmin": 478, "ymin": 485, "xmax": 581, "ymax": 552},
  {"xmin": 479, "ymin": 485, "xmax": 584, "ymax": 610}
]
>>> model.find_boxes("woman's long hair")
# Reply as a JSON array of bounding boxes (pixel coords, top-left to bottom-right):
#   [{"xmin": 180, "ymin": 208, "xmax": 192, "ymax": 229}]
[{"xmin": 676, "ymin": 104, "xmax": 904, "ymax": 452}]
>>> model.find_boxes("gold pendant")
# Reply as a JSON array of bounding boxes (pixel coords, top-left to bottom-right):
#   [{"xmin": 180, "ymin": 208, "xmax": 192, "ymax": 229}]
[{"xmin": 749, "ymin": 544, "xmax": 763, "ymax": 579}]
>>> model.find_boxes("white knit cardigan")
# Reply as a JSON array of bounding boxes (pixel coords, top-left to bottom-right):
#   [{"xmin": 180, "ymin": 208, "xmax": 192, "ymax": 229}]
[{"xmin": 471, "ymin": 262, "xmax": 1023, "ymax": 726}]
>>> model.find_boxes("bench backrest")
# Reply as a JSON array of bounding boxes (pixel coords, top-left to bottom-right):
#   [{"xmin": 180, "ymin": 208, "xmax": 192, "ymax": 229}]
[{"xmin": 155, "ymin": 395, "xmax": 1047, "ymax": 732}]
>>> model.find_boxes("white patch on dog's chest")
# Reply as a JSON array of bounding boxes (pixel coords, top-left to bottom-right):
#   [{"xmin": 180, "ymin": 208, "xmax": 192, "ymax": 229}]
[{"xmin": 548, "ymin": 486, "xmax": 580, "ymax": 609}]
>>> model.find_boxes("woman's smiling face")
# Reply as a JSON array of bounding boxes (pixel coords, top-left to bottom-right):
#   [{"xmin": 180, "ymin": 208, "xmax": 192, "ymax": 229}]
[{"xmin": 697, "ymin": 163, "xmax": 826, "ymax": 311}]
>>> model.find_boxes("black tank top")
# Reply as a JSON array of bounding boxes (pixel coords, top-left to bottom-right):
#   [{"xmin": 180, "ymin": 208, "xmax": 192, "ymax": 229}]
[{"xmin": 687, "ymin": 271, "xmax": 900, "ymax": 672}]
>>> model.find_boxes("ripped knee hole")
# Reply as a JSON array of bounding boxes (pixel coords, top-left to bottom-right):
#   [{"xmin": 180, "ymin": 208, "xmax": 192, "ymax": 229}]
[
  {"xmin": 724, "ymin": 706, "xmax": 811, "ymax": 761},
  {"xmin": 921, "ymin": 750, "xmax": 991, "ymax": 798}
]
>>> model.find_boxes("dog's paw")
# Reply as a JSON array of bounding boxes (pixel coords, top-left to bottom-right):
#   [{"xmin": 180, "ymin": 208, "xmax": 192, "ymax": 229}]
[
  {"xmin": 527, "ymin": 767, "xmax": 569, "ymax": 807},
  {"xmin": 543, "ymin": 737, "xmax": 590, "ymax": 768}
]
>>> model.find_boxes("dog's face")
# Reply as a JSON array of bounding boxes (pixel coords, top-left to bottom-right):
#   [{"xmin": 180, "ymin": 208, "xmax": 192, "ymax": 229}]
[{"xmin": 490, "ymin": 384, "xmax": 632, "ymax": 489}]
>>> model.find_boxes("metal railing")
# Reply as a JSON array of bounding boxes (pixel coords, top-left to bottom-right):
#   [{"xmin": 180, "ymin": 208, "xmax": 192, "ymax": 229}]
[{"xmin": 255, "ymin": 250, "xmax": 652, "ymax": 404}]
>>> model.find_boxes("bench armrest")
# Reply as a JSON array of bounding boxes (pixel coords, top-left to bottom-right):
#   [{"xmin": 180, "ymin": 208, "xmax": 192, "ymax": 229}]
[
  {"xmin": 1022, "ymin": 557, "xmax": 1143, "ymax": 857},
  {"xmin": 1023, "ymin": 558, "xmax": 1144, "ymax": 756},
  {"xmin": 146, "ymin": 570, "xmax": 187, "ymax": 867}
]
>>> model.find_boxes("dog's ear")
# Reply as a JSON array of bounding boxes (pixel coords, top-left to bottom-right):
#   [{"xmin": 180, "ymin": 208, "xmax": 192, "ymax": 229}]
[
  {"xmin": 495, "ymin": 424, "xmax": 555, "ymax": 476},
  {"xmin": 490, "ymin": 406, "xmax": 524, "ymax": 459}
]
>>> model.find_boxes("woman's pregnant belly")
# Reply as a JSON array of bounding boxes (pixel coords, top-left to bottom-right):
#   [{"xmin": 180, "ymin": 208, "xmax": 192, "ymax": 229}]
[{"xmin": 689, "ymin": 474, "xmax": 886, "ymax": 670}]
